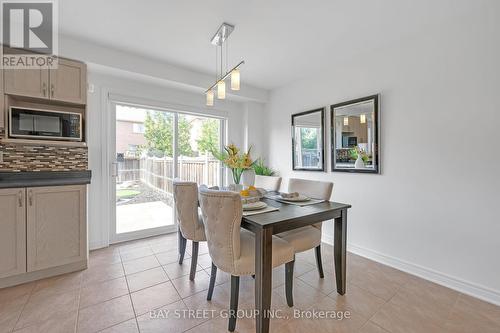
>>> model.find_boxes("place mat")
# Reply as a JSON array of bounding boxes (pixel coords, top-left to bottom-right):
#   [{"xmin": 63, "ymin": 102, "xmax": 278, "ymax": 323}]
[
  {"xmin": 265, "ymin": 195, "xmax": 325, "ymax": 206},
  {"xmin": 242, "ymin": 206, "xmax": 279, "ymax": 216}
]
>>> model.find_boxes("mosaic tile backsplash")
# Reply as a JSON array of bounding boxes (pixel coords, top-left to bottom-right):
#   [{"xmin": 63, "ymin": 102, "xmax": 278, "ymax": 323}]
[{"xmin": 0, "ymin": 142, "xmax": 88, "ymax": 172}]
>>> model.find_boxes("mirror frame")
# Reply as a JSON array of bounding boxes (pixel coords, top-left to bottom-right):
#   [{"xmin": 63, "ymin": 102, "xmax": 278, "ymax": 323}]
[
  {"xmin": 330, "ymin": 95, "xmax": 380, "ymax": 174},
  {"xmin": 291, "ymin": 107, "xmax": 326, "ymax": 172}
]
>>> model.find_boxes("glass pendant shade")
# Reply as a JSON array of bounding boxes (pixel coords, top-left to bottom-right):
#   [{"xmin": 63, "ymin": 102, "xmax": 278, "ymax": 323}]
[
  {"xmin": 360, "ymin": 114, "xmax": 366, "ymax": 124},
  {"xmin": 217, "ymin": 80, "xmax": 226, "ymax": 99},
  {"xmin": 231, "ymin": 68, "xmax": 240, "ymax": 90},
  {"xmin": 206, "ymin": 90, "xmax": 214, "ymax": 106},
  {"xmin": 343, "ymin": 117, "xmax": 349, "ymax": 126}
]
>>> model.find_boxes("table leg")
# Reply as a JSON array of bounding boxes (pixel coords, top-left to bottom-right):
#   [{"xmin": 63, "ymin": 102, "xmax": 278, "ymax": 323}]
[
  {"xmin": 334, "ymin": 208, "xmax": 347, "ymax": 295},
  {"xmin": 255, "ymin": 227, "xmax": 273, "ymax": 333}
]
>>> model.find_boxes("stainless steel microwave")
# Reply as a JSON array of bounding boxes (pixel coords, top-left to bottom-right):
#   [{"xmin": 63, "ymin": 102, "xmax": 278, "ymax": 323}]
[{"xmin": 9, "ymin": 107, "xmax": 82, "ymax": 141}]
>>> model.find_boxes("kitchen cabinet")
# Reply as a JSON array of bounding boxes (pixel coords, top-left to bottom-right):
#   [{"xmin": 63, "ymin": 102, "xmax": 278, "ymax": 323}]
[
  {"xmin": 3, "ymin": 58, "xmax": 86, "ymax": 105},
  {"xmin": 0, "ymin": 188, "xmax": 26, "ymax": 279},
  {"xmin": 0, "ymin": 67, "xmax": 4, "ymax": 129},
  {"xmin": 27, "ymin": 185, "xmax": 87, "ymax": 271},
  {"xmin": 49, "ymin": 58, "xmax": 87, "ymax": 104},
  {"xmin": 4, "ymin": 67, "xmax": 49, "ymax": 99},
  {"xmin": 0, "ymin": 184, "xmax": 86, "ymax": 281}
]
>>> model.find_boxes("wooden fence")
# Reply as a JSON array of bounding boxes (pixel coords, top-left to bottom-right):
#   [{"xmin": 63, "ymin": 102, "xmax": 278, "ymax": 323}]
[{"xmin": 117, "ymin": 156, "xmax": 221, "ymax": 194}]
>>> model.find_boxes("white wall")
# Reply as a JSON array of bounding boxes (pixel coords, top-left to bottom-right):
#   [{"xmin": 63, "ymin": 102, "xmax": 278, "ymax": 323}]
[{"xmin": 264, "ymin": 8, "xmax": 500, "ymax": 304}]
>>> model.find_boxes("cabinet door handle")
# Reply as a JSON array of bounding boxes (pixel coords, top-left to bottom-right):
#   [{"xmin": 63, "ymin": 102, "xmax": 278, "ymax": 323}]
[
  {"xmin": 42, "ymin": 82, "xmax": 47, "ymax": 96},
  {"xmin": 51, "ymin": 84, "xmax": 55, "ymax": 97},
  {"xmin": 28, "ymin": 190, "xmax": 33, "ymax": 206},
  {"xmin": 18, "ymin": 190, "xmax": 23, "ymax": 207}
]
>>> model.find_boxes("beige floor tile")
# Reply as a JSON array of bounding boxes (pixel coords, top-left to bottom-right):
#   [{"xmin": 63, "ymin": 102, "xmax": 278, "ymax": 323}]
[
  {"xmin": 13, "ymin": 311, "xmax": 77, "ymax": 333},
  {"xmin": 442, "ymin": 294, "xmax": 500, "ymax": 333},
  {"xmin": 120, "ymin": 246, "xmax": 155, "ymax": 262},
  {"xmin": 137, "ymin": 300, "xmax": 210, "ymax": 333},
  {"xmin": 15, "ymin": 289, "xmax": 79, "ymax": 330},
  {"xmin": 123, "ymin": 255, "xmax": 160, "ymax": 275},
  {"xmin": 0, "ymin": 282, "xmax": 34, "ymax": 307},
  {"xmin": 77, "ymin": 295, "xmax": 135, "ymax": 333},
  {"xmin": 130, "ymin": 281, "xmax": 181, "ymax": 315},
  {"xmin": 273, "ymin": 305, "xmax": 367, "ymax": 333},
  {"xmin": 196, "ymin": 253, "xmax": 213, "ymax": 269},
  {"xmin": 273, "ymin": 278, "xmax": 326, "ymax": 310},
  {"xmin": 298, "ymin": 267, "xmax": 338, "ymax": 295},
  {"xmin": 183, "ymin": 287, "xmax": 231, "ymax": 315},
  {"xmin": 126, "ymin": 267, "xmax": 169, "ymax": 292},
  {"xmin": 82, "ymin": 262, "xmax": 124, "ymax": 285},
  {"xmin": 359, "ymin": 321, "xmax": 391, "ymax": 333},
  {"xmin": 387, "ymin": 275, "xmax": 458, "ymax": 323},
  {"xmin": 171, "ymin": 270, "xmax": 211, "ymax": 298},
  {"xmin": 100, "ymin": 319, "xmax": 139, "ymax": 333},
  {"xmin": 88, "ymin": 247, "xmax": 121, "ymax": 267},
  {"xmin": 155, "ymin": 250, "xmax": 188, "ymax": 265},
  {"xmin": 162, "ymin": 259, "xmax": 203, "ymax": 280},
  {"xmin": 293, "ymin": 259, "xmax": 318, "ymax": 277},
  {"xmin": 370, "ymin": 300, "xmax": 445, "ymax": 333},
  {"xmin": 185, "ymin": 316, "xmax": 255, "ymax": 333},
  {"xmin": 186, "ymin": 242, "xmax": 209, "ymax": 255},
  {"xmin": 31, "ymin": 271, "xmax": 83, "ymax": 298},
  {"xmin": 202, "ymin": 267, "xmax": 231, "ymax": 286},
  {"xmin": 0, "ymin": 294, "xmax": 29, "ymax": 333},
  {"xmin": 150, "ymin": 241, "xmax": 178, "ymax": 254},
  {"xmin": 327, "ymin": 284, "xmax": 386, "ymax": 319},
  {"xmin": 79, "ymin": 277, "xmax": 129, "ymax": 308},
  {"xmin": 347, "ymin": 262, "xmax": 402, "ymax": 301}
]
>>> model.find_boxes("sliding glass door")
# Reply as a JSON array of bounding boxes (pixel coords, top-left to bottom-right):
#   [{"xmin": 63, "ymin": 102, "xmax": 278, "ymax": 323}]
[{"xmin": 110, "ymin": 103, "xmax": 223, "ymax": 243}]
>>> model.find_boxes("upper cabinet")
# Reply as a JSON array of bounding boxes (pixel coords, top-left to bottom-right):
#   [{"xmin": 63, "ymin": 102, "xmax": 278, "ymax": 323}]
[
  {"xmin": 4, "ymin": 68, "xmax": 49, "ymax": 99},
  {"xmin": 49, "ymin": 59, "xmax": 87, "ymax": 104},
  {"xmin": 3, "ymin": 58, "xmax": 86, "ymax": 105}
]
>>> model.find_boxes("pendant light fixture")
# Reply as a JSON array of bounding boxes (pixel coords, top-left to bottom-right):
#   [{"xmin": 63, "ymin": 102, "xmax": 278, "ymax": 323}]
[
  {"xmin": 206, "ymin": 90, "xmax": 214, "ymax": 106},
  {"xmin": 360, "ymin": 114, "xmax": 366, "ymax": 124},
  {"xmin": 344, "ymin": 117, "xmax": 349, "ymax": 126},
  {"xmin": 205, "ymin": 23, "xmax": 245, "ymax": 106}
]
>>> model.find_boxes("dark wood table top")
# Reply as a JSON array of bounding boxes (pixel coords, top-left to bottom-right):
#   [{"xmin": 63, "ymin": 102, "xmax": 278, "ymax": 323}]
[{"xmin": 241, "ymin": 197, "xmax": 351, "ymax": 233}]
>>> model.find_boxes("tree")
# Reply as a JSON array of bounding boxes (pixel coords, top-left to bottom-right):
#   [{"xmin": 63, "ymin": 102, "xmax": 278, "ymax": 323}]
[
  {"xmin": 143, "ymin": 111, "xmax": 193, "ymax": 157},
  {"xmin": 196, "ymin": 119, "xmax": 219, "ymax": 154}
]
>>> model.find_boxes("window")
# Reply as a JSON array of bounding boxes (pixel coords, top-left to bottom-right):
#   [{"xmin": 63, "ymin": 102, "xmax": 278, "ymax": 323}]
[{"xmin": 132, "ymin": 123, "xmax": 145, "ymax": 134}]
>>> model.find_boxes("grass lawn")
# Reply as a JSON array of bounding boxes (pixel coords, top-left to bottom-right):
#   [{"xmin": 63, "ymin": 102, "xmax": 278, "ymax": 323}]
[{"xmin": 117, "ymin": 189, "xmax": 141, "ymax": 199}]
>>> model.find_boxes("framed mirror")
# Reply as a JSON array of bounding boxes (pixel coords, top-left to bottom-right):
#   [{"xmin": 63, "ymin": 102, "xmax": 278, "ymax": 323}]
[
  {"xmin": 291, "ymin": 108, "xmax": 325, "ymax": 171},
  {"xmin": 331, "ymin": 95, "xmax": 379, "ymax": 173}
]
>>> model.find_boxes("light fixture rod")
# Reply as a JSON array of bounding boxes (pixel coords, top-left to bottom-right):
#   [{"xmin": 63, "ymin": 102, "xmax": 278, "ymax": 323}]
[{"xmin": 205, "ymin": 60, "xmax": 245, "ymax": 93}]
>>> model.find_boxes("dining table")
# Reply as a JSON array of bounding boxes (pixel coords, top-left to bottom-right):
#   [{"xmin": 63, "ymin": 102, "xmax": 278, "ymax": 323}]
[{"xmin": 241, "ymin": 195, "xmax": 351, "ymax": 333}]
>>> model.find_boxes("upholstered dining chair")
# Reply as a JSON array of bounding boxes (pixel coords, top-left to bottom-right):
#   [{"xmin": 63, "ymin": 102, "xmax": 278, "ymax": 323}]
[
  {"xmin": 199, "ymin": 188, "xmax": 295, "ymax": 332},
  {"xmin": 276, "ymin": 178, "xmax": 333, "ymax": 278},
  {"xmin": 173, "ymin": 180, "xmax": 206, "ymax": 281},
  {"xmin": 254, "ymin": 175, "xmax": 282, "ymax": 192}
]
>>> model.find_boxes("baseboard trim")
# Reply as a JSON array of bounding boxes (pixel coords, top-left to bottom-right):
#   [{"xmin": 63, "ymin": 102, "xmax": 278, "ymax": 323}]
[{"xmin": 321, "ymin": 235, "xmax": 500, "ymax": 306}]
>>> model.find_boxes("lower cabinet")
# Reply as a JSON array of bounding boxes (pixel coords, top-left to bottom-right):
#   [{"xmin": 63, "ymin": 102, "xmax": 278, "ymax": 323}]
[
  {"xmin": 0, "ymin": 189, "xmax": 26, "ymax": 279},
  {"xmin": 0, "ymin": 185, "xmax": 87, "ymax": 280}
]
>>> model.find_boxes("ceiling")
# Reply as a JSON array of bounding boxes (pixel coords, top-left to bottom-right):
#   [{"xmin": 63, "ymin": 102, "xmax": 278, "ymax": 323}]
[{"xmin": 59, "ymin": 0, "xmax": 478, "ymax": 90}]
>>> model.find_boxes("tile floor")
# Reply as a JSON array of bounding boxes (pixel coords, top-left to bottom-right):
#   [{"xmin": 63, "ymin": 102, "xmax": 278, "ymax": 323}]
[{"xmin": 1, "ymin": 233, "xmax": 500, "ymax": 333}]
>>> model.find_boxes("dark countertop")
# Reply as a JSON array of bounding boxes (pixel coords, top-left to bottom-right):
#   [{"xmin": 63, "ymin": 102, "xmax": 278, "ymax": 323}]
[{"xmin": 0, "ymin": 170, "xmax": 92, "ymax": 189}]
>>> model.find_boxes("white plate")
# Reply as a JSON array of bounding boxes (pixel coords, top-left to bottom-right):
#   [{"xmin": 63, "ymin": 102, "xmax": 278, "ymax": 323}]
[
  {"xmin": 243, "ymin": 201, "xmax": 268, "ymax": 211},
  {"xmin": 279, "ymin": 194, "xmax": 311, "ymax": 202}
]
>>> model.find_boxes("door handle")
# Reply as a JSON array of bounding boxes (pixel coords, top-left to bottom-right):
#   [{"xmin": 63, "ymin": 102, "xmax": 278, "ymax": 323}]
[
  {"xmin": 28, "ymin": 190, "xmax": 33, "ymax": 206},
  {"xmin": 18, "ymin": 190, "xmax": 23, "ymax": 207},
  {"xmin": 51, "ymin": 84, "xmax": 55, "ymax": 97},
  {"xmin": 42, "ymin": 82, "xmax": 47, "ymax": 96}
]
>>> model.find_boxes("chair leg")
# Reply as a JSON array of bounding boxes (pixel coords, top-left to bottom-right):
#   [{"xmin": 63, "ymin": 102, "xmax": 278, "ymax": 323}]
[
  {"xmin": 285, "ymin": 260, "xmax": 294, "ymax": 307},
  {"xmin": 207, "ymin": 262, "xmax": 217, "ymax": 301},
  {"xmin": 228, "ymin": 275, "xmax": 240, "ymax": 332},
  {"xmin": 178, "ymin": 232, "xmax": 187, "ymax": 264},
  {"xmin": 189, "ymin": 241, "xmax": 199, "ymax": 281},
  {"xmin": 315, "ymin": 245, "xmax": 325, "ymax": 279}
]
